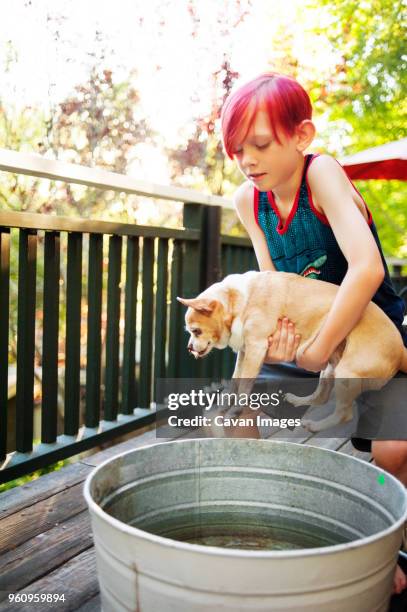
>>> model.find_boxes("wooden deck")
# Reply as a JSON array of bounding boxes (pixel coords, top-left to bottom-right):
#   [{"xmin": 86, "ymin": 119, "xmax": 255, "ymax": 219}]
[{"xmin": 0, "ymin": 427, "xmax": 373, "ymax": 611}]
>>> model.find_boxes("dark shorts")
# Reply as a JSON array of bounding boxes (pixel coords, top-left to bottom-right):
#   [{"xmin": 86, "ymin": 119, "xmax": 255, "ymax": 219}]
[{"xmin": 351, "ymin": 437, "xmax": 373, "ymax": 453}]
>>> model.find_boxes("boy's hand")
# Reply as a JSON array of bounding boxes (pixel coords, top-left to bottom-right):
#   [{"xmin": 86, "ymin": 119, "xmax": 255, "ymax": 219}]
[{"xmin": 264, "ymin": 318, "xmax": 301, "ymax": 364}]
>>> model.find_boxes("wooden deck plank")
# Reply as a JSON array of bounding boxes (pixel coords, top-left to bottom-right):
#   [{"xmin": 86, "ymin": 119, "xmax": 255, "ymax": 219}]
[
  {"xmin": 0, "ymin": 511, "xmax": 92, "ymax": 595},
  {"xmin": 267, "ymin": 425, "xmax": 314, "ymax": 443},
  {"xmin": 0, "ymin": 481, "xmax": 87, "ymax": 555},
  {"xmin": 337, "ymin": 439, "xmax": 372, "ymax": 462},
  {"xmin": 75, "ymin": 594, "xmax": 101, "ymax": 611},
  {"xmin": 0, "ymin": 463, "xmax": 92, "ymax": 520},
  {"xmin": 304, "ymin": 437, "xmax": 349, "ymax": 451},
  {"xmin": 0, "ymin": 547, "xmax": 98, "ymax": 612}
]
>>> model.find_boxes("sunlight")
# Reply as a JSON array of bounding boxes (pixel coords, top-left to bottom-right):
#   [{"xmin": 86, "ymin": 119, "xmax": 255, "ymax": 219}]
[{"xmin": 0, "ymin": 0, "xmax": 339, "ymax": 148}]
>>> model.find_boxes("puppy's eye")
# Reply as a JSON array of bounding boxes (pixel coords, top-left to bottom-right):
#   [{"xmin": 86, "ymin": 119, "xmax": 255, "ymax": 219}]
[{"xmin": 192, "ymin": 329, "xmax": 202, "ymax": 337}]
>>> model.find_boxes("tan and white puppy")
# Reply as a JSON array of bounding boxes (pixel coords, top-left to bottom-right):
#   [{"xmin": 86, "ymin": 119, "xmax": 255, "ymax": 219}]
[{"xmin": 178, "ymin": 270, "xmax": 407, "ymax": 432}]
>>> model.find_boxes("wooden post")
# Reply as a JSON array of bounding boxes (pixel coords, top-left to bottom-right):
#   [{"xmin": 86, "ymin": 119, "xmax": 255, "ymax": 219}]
[
  {"xmin": 177, "ymin": 204, "xmax": 205, "ymax": 378},
  {"xmin": 203, "ymin": 206, "xmax": 222, "ymax": 286}
]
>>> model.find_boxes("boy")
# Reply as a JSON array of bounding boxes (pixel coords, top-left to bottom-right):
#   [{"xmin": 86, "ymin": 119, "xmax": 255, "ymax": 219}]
[{"xmin": 221, "ymin": 72, "xmax": 407, "ymax": 593}]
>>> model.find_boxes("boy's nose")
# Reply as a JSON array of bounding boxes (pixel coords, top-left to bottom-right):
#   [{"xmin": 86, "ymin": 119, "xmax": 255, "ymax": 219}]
[{"xmin": 242, "ymin": 151, "xmax": 257, "ymax": 167}]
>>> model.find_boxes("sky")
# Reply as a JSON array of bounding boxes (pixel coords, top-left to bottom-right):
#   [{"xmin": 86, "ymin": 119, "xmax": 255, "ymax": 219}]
[{"xmin": 0, "ymin": 0, "xmax": 340, "ymax": 183}]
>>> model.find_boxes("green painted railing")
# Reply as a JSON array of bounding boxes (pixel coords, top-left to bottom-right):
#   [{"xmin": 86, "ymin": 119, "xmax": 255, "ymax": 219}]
[{"xmin": 0, "ymin": 150, "xmax": 258, "ymax": 482}]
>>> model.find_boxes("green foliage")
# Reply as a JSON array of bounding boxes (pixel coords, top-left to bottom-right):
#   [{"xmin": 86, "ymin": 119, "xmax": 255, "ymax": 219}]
[
  {"xmin": 308, "ymin": 0, "xmax": 406, "ymax": 146},
  {"xmin": 356, "ymin": 181, "xmax": 407, "ymax": 256},
  {"xmin": 303, "ymin": 0, "xmax": 407, "ymax": 256}
]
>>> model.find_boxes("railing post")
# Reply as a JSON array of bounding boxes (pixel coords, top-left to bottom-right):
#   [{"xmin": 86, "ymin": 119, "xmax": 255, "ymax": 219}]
[
  {"xmin": 183, "ymin": 203, "xmax": 205, "ymax": 285},
  {"xmin": 168, "ymin": 240, "xmax": 183, "ymax": 378},
  {"xmin": 139, "ymin": 237, "xmax": 154, "ymax": 408},
  {"xmin": 16, "ymin": 229, "xmax": 37, "ymax": 452},
  {"xmin": 0, "ymin": 229, "xmax": 10, "ymax": 460},
  {"xmin": 172, "ymin": 204, "xmax": 205, "ymax": 378},
  {"xmin": 64, "ymin": 232, "xmax": 83, "ymax": 436},
  {"xmin": 122, "ymin": 236, "xmax": 139, "ymax": 414},
  {"xmin": 42, "ymin": 231, "xmax": 60, "ymax": 443},
  {"xmin": 104, "ymin": 235, "xmax": 122, "ymax": 420},
  {"xmin": 204, "ymin": 205, "xmax": 223, "ymax": 379},
  {"xmin": 203, "ymin": 206, "xmax": 222, "ymax": 286},
  {"xmin": 174, "ymin": 203, "xmax": 222, "ymax": 378},
  {"xmin": 85, "ymin": 233, "xmax": 103, "ymax": 428},
  {"xmin": 154, "ymin": 238, "xmax": 169, "ymax": 383}
]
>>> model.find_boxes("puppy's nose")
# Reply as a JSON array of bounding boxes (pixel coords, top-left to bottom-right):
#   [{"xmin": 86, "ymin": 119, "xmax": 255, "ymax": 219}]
[{"xmin": 187, "ymin": 343, "xmax": 193, "ymax": 352}]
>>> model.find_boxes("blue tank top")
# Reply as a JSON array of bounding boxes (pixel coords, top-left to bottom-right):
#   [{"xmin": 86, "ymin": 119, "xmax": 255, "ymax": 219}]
[{"xmin": 254, "ymin": 153, "xmax": 406, "ymax": 343}]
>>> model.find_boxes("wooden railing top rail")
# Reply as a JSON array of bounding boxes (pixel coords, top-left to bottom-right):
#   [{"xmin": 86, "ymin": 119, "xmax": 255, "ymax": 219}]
[
  {"xmin": 0, "ymin": 148, "xmax": 233, "ymax": 209},
  {"xmin": 0, "ymin": 210, "xmax": 200, "ymax": 240}
]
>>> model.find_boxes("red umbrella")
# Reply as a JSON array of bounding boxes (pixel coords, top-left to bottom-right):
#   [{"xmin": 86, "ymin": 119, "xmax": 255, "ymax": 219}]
[{"xmin": 340, "ymin": 138, "xmax": 407, "ymax": 180}]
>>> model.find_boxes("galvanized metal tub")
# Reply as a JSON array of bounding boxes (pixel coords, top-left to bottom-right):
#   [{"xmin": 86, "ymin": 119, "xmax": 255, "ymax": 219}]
[{"xmin": 84, "ymin": 439, "xmax": 407, "ymax": 611}]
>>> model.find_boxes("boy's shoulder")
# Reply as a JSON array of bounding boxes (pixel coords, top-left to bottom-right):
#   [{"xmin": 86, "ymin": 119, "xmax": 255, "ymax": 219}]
[
  {"xmin": 307, "ymin": 152, "xmax": 367, "ymax": 218},
  {"xmin": 308, "ymin": 153, "xmax": 346, "ymax": 179},
  {"xmin": 308, "ymin": 153, "xmax": 352, "ymax": 191}
]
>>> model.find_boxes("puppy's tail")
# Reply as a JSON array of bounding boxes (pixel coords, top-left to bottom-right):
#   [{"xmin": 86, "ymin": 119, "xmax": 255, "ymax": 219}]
[{"xmin": 400, "ymin": 347, "xmax": 407, "ymax": 374}]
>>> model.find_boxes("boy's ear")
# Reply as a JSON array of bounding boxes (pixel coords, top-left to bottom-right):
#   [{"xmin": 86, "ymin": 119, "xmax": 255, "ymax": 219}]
[{"xmin": 295, "ymin": 120, "xmax": 316, "ymax": 152}]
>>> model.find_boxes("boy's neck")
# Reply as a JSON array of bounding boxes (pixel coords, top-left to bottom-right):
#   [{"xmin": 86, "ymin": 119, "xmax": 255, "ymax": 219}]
[{"xmin": 272, "ymin": 153, "xmax": 306, "ymax": 207}]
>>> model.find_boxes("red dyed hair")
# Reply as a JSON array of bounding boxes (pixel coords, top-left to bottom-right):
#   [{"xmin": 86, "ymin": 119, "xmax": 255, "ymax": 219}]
[{"xmin": 221, "ymin": 72, "xmax": 312, "ymax": 159}]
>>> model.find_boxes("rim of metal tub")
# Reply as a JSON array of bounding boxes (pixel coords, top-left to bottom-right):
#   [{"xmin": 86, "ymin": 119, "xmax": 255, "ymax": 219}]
[{"xmin": 83, "ymin": 438, "xmax": 407, "ymax": 559}]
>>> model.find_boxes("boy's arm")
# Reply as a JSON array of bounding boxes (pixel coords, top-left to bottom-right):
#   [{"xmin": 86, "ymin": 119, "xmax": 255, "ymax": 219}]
[
  {"xmin": 234, "ymin": 181, "xmax": 276, "ymax": 272},
  {"xmin": 298, "ymin": 155, "xmax": 385, "ymax": 372}
]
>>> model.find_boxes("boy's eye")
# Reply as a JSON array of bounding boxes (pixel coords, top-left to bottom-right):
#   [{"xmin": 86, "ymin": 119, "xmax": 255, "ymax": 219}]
[{"xmin": 232, "ymin": 142, "xmax": 270, "ymax": 156}]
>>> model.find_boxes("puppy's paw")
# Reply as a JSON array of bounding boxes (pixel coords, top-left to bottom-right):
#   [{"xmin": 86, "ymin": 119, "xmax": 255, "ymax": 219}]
[
  {"xmin": 301, "ymin": 418, "xmax": 320, "ymax": 433},
  {"xmin": 284, "ymin": 392, "xmax": 307, "ymax": 407}
]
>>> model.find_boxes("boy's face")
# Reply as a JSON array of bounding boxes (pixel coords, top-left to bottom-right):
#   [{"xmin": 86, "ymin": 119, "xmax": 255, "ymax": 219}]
[{"xmin": 232, "ymin": 108, "xmax": 302, "ymax": 192}]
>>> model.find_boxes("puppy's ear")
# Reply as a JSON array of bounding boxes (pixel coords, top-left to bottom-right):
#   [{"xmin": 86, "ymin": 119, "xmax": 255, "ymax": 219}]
[{"xmin": 177, "ymin": 297, "xmax": 217, "ymax": 314}]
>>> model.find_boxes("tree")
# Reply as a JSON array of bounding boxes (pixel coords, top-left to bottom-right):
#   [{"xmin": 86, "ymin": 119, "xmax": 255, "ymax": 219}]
[
  {"xmin": 304, "ymin": 0, "xmax": 406, "ymax": 256},
  {"xmin": 307, "ymin": 0, "xmax": 406, "ymax": 145},
  {"xmin": 41, "ymin": 66, "xmax": 153, "ymax": 219},
  {"xmin": 167, "ymin": 57, "xmax": 240, "ymax": 196}
]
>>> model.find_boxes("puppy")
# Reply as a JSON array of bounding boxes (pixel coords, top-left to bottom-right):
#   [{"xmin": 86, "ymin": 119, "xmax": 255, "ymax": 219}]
[{"xmin": 177, "ymin": 271, "xmax": 407, "ymax": 432}]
